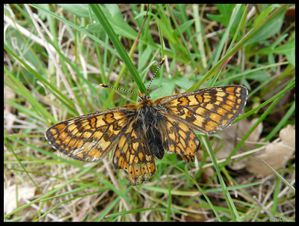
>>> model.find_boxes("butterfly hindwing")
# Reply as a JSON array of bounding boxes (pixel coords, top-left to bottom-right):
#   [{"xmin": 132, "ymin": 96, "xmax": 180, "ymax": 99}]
[
  {"xmin": 113, "ymin": 119, "xmax": 156, "ymax": 185},
  {"xmin": 158, "ymin": 116, "xmax": 200, "ymax": 161}
]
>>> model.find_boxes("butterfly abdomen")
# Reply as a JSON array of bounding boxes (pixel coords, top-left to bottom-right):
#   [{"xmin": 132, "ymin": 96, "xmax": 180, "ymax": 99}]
[
  {"xmin": 137, "ymin": 103, "xmax": 166, "ymax": 159},
  {"xmin": 147, "ymin": 126, "xmax": 164, "ymax": 159}
]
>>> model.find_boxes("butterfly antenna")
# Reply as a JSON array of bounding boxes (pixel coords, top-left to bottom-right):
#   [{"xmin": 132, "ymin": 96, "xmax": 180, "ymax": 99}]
[
  {"xmin": 146, "ymin": 57, "xmax": 165, "ymax": 95},
  {"xmin": 99, "ymin": 83, "xmax": 137, "ymax": 95}
]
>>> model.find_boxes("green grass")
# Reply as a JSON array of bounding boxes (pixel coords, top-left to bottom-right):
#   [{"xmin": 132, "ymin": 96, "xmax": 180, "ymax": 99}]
[{"xmin": 4, "ymin": 4, "xmax": 295, "ymax": 222}]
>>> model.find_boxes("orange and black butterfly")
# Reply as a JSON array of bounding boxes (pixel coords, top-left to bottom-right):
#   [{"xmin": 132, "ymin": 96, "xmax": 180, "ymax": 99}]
[{"xmin": 46, "ymin": 85, "xmax": 248, "ymax": 185}]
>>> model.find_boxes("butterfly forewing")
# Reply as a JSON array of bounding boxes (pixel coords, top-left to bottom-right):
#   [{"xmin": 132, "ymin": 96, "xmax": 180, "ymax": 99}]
[
  {"xmin": 45, "ymin": 109, "xmax": 135, "ymax": 161},
  {"xmin": 155, "ymin": 86, "xmax": 248, "ymax": 134}
]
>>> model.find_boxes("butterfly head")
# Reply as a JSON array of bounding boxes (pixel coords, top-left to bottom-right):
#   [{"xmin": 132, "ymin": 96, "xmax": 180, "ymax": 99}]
[{"xmin": 138, "ymin": 92, "xmax": 151, "ymax": 102}]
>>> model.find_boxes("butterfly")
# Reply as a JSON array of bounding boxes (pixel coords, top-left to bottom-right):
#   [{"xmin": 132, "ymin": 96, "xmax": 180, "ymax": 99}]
[{"xmin": 45, "ymin": 85, "xmax": 248, "ymax": 185}]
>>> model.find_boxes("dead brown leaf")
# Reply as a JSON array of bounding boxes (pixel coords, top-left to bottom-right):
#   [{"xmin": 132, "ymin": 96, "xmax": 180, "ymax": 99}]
[
  {"xmin": 279, "ymin": 124, "xmax": 295, "ymax": 149},
  {"xmin": 214, "ymin": 119, "xmax": 263, "ymax": 170},
  {"xmin": 4, "ymin": 184, "xmax": 36, "ymax": 214},
  {"xmin": 246, "ymin": 125, "xmax": 295, "ymax": 178}
]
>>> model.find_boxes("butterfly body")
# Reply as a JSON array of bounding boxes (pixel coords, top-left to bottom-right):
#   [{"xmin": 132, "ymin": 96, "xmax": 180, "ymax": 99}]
[
  {"xmin": 134, "ymin": 96, "xmax": 166, "ymax": 159},
  {"xmin": 46, "ymin": 86, "xmax": 248, "ymax": 185}
]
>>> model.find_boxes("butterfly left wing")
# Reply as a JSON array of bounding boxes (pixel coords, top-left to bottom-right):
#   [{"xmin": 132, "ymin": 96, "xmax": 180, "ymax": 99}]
[
  {"xmin": 155, "ymin": 86, "xmax": 248, "ymax": 134},
  {"xmin": 113, "ymin": 119, "xmax": 156, "ymax": 185},
  {"xmin": 45, "ymin": 108, "xmax": 135, "ymax": 161}
]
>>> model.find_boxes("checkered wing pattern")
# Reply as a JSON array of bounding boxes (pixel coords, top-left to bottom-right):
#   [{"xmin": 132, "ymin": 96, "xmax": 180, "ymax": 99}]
[
  {"xmin": 113, "ymin": 119, "xmax": 156, "ymax": 185},
  {"xmin": 157, "ymin": 116, "xmax": 200, "ymax": 161},
  {"xmin": 155, "ymin": 86, "xmax": 248, "ymax": 134},
  {"xmin": 45, "ymin": 109, "xmax": 134, "ymax": 161}
]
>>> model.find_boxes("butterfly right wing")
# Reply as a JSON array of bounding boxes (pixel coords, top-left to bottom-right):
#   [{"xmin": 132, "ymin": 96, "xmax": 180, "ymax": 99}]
[
  {"xmin": 155, "ymin": 86, "xmax": 248, "ymax": 134},
  {"xmin": 153, "ymin": 86, "xmax": 247, "ymax": 161},
  {"xmin": 157, "ymin": 116, "xmax": 200, "ymax": 162}
]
